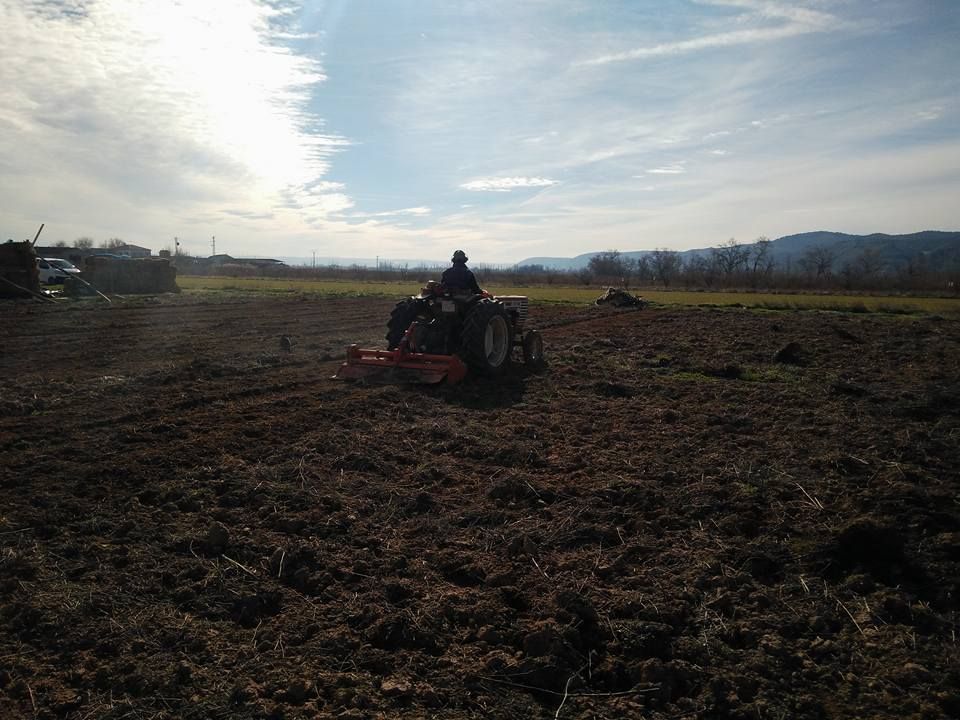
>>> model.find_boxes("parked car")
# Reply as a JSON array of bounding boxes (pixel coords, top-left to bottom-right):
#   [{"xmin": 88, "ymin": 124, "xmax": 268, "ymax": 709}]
[{"xmin": 36, "ymin": 257, "xmax": 82, "ymax": 284}]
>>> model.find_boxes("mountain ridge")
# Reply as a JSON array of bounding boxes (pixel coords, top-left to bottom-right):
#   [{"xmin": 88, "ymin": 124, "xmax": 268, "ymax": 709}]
[{"xmin": 516, "ymin": 230, "xmax": 960, "ymax": 271}]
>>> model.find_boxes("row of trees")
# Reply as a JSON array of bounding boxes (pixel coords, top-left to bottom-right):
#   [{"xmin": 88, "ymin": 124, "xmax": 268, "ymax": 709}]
[
  {"xmin": 53, "ymin": 235, "xmax": 957, "ymax": 295},
  {"xmin": 173, "ymin": 240, "xmax": 957, "ymax": 295},
  {"xmin": 584, "ymin": 238, "xmax": 784, "ymax": 288},
  {"xmin": 579, "ymin": 239, "xmax": 957, "ymax": 294},
  {"xmin": 49, "ymin": 237, "xmax": 128, "ymax": 250}
]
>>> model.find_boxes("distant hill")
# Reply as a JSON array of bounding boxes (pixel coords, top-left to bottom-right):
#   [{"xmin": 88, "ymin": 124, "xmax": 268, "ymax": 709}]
[
  {"xmin": 275, "ymin": 256, "xmax": 450, "ymax": 268},
  {"xmin": 517, "ymin": 231, "xmax": 960, "ymax": 271},
  {"xmin": 763, "ymin": 231, "xmax": 960, "ymax": 272}
]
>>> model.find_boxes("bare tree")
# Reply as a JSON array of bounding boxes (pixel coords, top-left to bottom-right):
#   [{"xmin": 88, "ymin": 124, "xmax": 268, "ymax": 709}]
[
  {"xmin": 798, "ymin": 245, "xmax": 835, "ymax": 281},
  {"xmin": 621, "ymin": 257, "xmax": 638, "ymax": 289},
  {"xmin": 712, "ymin": 238, "xmax": 750, "ymax": 278},
  {"xmin": 749, "ymin": 237, "xmax": 774, "ymax": 287},
  {"xmin": 896, "ymin": 253, "xmax": 930, "ymax": 291},
  {"xmin": 101, "ymin": 237, "xmax": 126, "ymax": 249},
  {"xmin": 575, "ymin": 268, "xmax": 593, "ymax": 286},
  {"xmin": 635, "ymin": 255, "xmax": 653, "ymax": 286},
  {"xmin": 75, "ymin": 237, "xmax": 94, "ymax": 249},
  {"xmin": 839, "ymin": 262, "xmax": 857, "ymax": 290},
  {"xmin": 54, "ymin": 240, "xmax": 69, "ymax": 248},
  {"xmin": 685, "ymin": 254, "xmax": 718, "ymax": 288},
  {"xmin": 650, "ymin": 248, "xmax": 682, "ymax": 287},
  {"xmin": 588, "ymin": 250, "xmax": 626, "ymax": 284},
  {"xmin": 856, "ymin": 247, "xmax": 884, "ymax": 283}
]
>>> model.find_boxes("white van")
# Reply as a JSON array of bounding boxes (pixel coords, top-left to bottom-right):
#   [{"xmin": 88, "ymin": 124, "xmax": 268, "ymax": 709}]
[{"xmin": 37, "ymin": 257, "xmax": 82, "ymax": 284}]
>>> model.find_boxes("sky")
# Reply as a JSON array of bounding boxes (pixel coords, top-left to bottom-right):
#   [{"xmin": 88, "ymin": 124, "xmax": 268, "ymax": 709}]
[{"xmin": 2, "ymin": 0, "xmax": 958, "ymax": 264}]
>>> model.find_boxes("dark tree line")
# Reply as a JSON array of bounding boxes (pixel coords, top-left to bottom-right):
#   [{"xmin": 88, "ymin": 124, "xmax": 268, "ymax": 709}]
[
  {"xmin": 162, "ymin": 237, "xmax": 960, "ymax": 296},
  {"xmin": 561, "ymin": 239, "xmax": 957, "ymax": 294}
]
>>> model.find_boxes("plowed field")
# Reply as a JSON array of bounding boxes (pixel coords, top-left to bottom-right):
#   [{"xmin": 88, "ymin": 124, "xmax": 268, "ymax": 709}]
[{"xmin": 2, "ymin": 295, "xmax": 959, "ymax": 719}]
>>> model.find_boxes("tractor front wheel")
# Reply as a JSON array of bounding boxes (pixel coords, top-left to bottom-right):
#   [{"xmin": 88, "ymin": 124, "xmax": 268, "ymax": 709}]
[{"xmin": 461, "ymin": 300, "xmax": 513, "ymax": 376}]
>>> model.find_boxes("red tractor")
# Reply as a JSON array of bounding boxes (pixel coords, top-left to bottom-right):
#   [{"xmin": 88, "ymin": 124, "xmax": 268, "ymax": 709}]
[{"xmin": 335, "ymin": 281, "xmax": 545, "ymax": 384}]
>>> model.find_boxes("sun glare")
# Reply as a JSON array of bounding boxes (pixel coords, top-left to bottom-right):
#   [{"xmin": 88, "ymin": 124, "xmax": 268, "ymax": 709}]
[{"xmin": 61, "ymin": 0, "xmax": 334, "ymax": 196}]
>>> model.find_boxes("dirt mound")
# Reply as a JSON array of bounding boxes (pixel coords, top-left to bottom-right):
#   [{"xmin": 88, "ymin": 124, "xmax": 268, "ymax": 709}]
[
  {"xmin": 773, "ymin": 341, "xmax": 807, "ymax": 365},
  {"xmin": 595, "ymin": 287, "xmax": 648, "ymax": 307},
  {"xmin": 1, "ymin": 295, "xmax": 959, "ymax": 719}
]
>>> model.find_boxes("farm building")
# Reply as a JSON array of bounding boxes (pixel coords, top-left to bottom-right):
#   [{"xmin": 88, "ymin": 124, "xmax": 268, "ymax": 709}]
[
  {"xmin": 114, "ymin": 243, "xmax": 152, "ymax": 258},
  {"xmin": 206, "ymin": 254, "xmax": 287, "ymax": 269},
  {"xmin": 36, "ymin": 243, "xmax": 154, "ymax": 265}
]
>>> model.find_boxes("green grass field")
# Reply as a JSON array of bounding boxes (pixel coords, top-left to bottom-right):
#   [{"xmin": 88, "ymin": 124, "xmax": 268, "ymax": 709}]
[{"xmin": 177, "ymin": 275, "xmax": 960, "ymax": 315}]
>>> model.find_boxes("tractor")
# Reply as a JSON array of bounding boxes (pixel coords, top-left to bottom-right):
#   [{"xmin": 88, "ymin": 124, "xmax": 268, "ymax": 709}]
[{"xmin": 334, "ymin": 281, "xmax": 544, "ymax": 384}]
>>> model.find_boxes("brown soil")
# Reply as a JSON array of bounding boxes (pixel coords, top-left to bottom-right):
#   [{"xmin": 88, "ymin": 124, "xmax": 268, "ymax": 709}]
[{"xmin": 2, "ymin": 295, "xmax": 959, "ymax": 719}]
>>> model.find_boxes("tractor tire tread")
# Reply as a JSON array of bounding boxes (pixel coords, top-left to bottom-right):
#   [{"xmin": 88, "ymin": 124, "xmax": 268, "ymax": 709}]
[{"xmin": 460, "ymin": 299, "xmax": 513, "ymax": 376}]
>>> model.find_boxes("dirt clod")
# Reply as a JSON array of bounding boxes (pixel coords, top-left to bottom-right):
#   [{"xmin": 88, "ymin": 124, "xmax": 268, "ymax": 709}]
[
  {"xmin": 774, "ymin": 341, "xmax": 806, "ymax": 364},
  {"xmin": 204, "ymin": 521, "xmax": 230, "ymax": 553},
  {"xmin": 523, "ymin": 626, "xmax": 563, "ymax": 657},
  {"xmin": 380, "ymin": 678, "xmax": 413, "ymax": 698},
  {"xmin": 283, "ymin": 678, "xmax": 311, "ymax": 704}
]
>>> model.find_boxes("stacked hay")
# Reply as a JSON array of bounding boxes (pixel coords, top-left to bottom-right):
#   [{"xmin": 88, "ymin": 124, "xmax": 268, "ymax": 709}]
[
  {"xmin": 81, "ymin": 256, "xmax": 180, "ymax": 294},
  {"xmin": 0, "ymin": 242, "xmax": 39, "ymax": 297}
]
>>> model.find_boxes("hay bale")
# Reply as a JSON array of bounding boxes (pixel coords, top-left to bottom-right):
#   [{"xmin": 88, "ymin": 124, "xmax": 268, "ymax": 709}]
[
  {"xmin": 63, "ymin": 276, "xmax": 96, "ymax": 297},
  {"xmin": 0, "ymin": 242, "xmax": 39, "ymax": 297},
  {"xmin": 82, "ymin": 256, "xmax": 179, "ymax": 294}
]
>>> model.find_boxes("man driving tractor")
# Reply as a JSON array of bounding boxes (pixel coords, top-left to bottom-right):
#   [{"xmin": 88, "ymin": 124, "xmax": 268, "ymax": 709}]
[
  {"xmin": 441, "ymin": 249, "xmax": 481, "ymax": 294},
  {"xmin": 334, "ymin": 247, "xmax": 545, "ymax": 383}
]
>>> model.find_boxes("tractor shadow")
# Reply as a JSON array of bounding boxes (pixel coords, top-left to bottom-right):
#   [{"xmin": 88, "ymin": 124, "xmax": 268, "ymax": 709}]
[{"xmin": 432, "ymin": 367, "xmax": 539, "ymax": 409}]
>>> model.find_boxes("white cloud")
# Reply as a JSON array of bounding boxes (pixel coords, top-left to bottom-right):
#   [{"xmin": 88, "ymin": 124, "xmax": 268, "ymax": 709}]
[
  {"xmin": 698, "ymin": 0, "xmax": 835, "ymax": 28},
  {"xmin": 310, "ymin": 181, "xmax": 347, "ymax": 192},
  {"xmin": 277, "ymin": 184, "xmax": 354, "ymax": 215},
  {"xmin": 0, "ymin": 0, "xmax": 349, "ymax": 237},
  {"xmin": 916, "ymin": 106, "xmax": 943, "ymax": 121},
  {"xmin": 460, "ymin": 177, "xmax": 559, "ymax": 192},
  {"xmin": 581, "ymin": 0, "xmax": 838, "ymax": 66},
  {"xmin": 349, "ymin": 206, "xmax": 432, "ymax": 218},
  {"xmin": 582, "ymin": 26, "xmax": 809, "ymax": 66},
  {"xmin": 302, "ymin": 194, "xmax": 355, "ymax": 215},
  {"xmin": 647, "ymin": 163, "xmax": 687, "ymax": 175}
]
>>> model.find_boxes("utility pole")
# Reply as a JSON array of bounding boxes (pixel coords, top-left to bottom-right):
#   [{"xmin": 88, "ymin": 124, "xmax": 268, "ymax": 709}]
[
  {"xmin": 211, "ymin": 236, "xmax": 216, "ymax": 257},
  {"xmin": 312, "ymin": 250, "xmax": 316, "ymax": 269},
  {"xmin": 174, "ymin": 236, "xmax": 180, "ymax": 256}
]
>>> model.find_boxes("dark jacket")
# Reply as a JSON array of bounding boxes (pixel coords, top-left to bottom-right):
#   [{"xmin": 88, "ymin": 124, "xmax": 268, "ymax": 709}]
[{"xmin": 441, "ymin": 262, "xmax": 481, "ymax": 293}]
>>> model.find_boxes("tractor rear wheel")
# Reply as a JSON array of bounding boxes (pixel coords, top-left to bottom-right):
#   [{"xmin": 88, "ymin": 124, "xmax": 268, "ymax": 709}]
[
  {"xmin": 386, "ymin": 299, "xmax": 421, "ymax": 349},
  {"xmin": 461, "ymin": 299, "xmax": 512, "ymax": 376}
]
